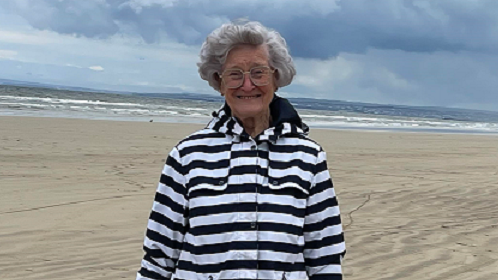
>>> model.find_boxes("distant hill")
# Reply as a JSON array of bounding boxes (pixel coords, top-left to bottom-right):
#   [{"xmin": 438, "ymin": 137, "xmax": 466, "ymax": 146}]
[{"xmin": 0, "ymin": 79, "xmax": 132, "ymax": 95}]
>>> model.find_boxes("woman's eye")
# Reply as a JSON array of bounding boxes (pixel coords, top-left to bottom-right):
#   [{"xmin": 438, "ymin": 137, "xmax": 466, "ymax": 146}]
[{"xmin": 228, "ymin": 72, "xmax": 242, "ymax": 77}]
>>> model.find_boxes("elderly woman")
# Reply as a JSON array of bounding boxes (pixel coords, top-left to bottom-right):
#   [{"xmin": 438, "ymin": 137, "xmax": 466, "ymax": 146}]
[{"xmin": 137, "ymin": 21, "xmax": 346, "ymax": 280}]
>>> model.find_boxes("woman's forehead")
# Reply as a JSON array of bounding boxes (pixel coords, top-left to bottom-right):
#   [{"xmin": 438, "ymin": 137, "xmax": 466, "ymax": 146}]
[{"xmin": 224, "ymin": 45, "xmax": 269, "ymax": 69}]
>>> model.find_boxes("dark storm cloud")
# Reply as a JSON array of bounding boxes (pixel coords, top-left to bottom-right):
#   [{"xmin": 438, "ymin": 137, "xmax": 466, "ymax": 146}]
[
  {"xmin": 1, "ymin": 1, "xmax": 120, "ymax": 39},
  {"xmin": 3, "ymin": 0, "xmax": 498, "ymax": 59}
]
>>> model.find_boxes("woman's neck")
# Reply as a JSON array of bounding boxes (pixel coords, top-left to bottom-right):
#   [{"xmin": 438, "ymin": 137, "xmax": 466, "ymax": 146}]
[{"xmin": 236, "ymin": 109, "xmax": 271, "ymax": 138}]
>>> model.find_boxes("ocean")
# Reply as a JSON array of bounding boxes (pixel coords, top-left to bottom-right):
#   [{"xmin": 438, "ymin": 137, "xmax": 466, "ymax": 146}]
[{"xmin": 1, "ymin": 85, "xmax": 498, "ymax": 135}]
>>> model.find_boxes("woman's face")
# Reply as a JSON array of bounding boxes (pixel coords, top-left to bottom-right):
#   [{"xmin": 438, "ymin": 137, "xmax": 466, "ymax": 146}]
[{"xmin": 220, "ymin": 44, "xmax": 276, "ymax": 120}]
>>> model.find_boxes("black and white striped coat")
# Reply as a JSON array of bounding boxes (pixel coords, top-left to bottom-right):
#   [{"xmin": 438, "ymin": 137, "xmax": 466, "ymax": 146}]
[{"xmin": 137, "ymin": 96, "xmax": 346, "ymax": 280}]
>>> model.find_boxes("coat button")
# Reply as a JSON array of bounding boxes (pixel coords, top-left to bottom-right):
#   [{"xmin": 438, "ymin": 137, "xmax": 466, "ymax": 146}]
[
  {"xmin": 219, "ymin": 180, "xmax": 225, "ymax": 185},
  {"xmin": 251, "ymin": 222, "xmax": 257, "ymax": 229},
  {"xmin": 273, "ymin": 180, "xmax": 278, "ymax": 185}
]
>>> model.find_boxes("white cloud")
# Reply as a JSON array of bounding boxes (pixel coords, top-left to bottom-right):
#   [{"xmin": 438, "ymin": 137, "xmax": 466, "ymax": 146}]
[
  {"xmin": 65, "ymin": 63, "xmax": 83, "ymax": 69},
  {"xmin": 89, "ymin": 65, "xmax": 105, "ymax": 71},
  {"xmin": 0, "ymin": 49, "xmax": 17, "ymax": 59},
  {"xmin": 0, "ymin": 29, "xmax": 53, "ymax": 45}
]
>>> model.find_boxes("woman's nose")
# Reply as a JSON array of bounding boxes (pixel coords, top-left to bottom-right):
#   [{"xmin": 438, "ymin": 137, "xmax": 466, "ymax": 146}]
[{"xmin": 239, "ymin": 73, "xmax": 255, "ymax": 91}]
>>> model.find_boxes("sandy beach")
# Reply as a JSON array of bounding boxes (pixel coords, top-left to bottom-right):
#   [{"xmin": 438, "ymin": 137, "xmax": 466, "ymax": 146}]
[{"xmin": 1, "ymin": 116, "xmax": 497, "ymax": 280}]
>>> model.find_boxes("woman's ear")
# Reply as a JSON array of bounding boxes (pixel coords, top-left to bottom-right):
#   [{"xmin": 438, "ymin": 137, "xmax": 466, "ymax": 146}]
[
  {"xmin": 214, "ymin": 72, "xmax": 221, "ymax": 83},
  {"xmin": 214, "ymin": 72, "xmax": 224, "ymax": 96},
  {"xmin": 274, "ymin": 68, "xmax": 280, "ymax": 80}
]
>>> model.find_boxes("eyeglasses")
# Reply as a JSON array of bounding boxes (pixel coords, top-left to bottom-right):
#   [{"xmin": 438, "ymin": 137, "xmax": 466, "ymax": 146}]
[{"xmin": 220, "ymin": 66, "xmax": 275, "ymax": 89}]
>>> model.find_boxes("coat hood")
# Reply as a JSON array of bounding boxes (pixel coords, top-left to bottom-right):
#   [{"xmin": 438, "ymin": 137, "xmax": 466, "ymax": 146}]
[{"xmin": 207, "ymin": 94, "xmax": 309, "ymax": 142}]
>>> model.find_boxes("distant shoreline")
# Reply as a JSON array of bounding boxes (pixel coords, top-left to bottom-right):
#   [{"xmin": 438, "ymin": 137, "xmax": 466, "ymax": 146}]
[{"xmin": 2, "ymin": 113, "xmax": 497, "ymax": 137}]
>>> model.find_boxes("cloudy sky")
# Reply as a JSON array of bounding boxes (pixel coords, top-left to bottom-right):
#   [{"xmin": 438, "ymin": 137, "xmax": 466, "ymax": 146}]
[{"xmin": 1, "ymin": 0, "xmax": 498, "ymax": 111}]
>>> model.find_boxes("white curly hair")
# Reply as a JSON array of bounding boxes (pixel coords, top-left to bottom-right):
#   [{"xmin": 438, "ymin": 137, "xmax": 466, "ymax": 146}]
[{"xmin": 197, "ymin": 21, "xmax": 296, "ymax": 92}]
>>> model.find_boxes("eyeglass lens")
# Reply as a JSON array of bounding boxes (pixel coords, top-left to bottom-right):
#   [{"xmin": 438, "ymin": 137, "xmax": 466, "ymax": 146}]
[{"xmin": 223, "ymin": 67, "xmax": 271, "ymax": 88}]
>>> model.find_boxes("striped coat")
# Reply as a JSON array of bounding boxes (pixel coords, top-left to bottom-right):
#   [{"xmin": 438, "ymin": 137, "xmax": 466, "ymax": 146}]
[{"xmin": 137, "ymin": 96, "xmax": 346, "ymax": 280}]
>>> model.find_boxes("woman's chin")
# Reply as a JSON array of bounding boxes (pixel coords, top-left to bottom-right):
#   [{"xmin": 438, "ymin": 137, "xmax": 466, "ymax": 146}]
[{"xmin": 232, "ymin": 105, "xmax": 266, "ymax": 119}]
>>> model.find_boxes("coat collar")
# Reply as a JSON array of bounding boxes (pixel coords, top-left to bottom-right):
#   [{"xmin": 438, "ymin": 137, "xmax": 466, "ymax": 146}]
[{"xmin": 207, "ymin": 94, "xmax": 309, "ymax": 143}]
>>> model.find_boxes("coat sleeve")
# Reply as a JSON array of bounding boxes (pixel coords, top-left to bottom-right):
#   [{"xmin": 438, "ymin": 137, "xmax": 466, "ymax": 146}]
[
  {"xmin": 304, "ymin": 149, "xmax": 346, "ymax": 280},
  {"xmin": 137, "ymin": 147, "xmax": 189, "ymax": 280}
]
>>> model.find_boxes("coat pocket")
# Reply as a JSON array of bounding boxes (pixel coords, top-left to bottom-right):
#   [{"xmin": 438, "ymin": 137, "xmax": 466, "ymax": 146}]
[
  {"xmin": 188, "ymin": 179, "xmax": 228, "ymax": 194},
  {"xmin": 186, "ymin": 167, "xmax": 230, "ymax": 198}
]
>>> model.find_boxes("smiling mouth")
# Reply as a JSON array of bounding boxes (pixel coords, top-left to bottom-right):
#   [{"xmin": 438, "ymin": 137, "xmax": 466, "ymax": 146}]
[{"xmin": 237, "ymin": 94, "xmax": 262, "ymax": 100}]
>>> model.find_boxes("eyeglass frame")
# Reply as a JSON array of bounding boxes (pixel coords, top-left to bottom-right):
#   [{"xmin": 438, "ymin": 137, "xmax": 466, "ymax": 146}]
[{"xmin": 219, "ymin": 66, "xmax": 276, "ymax": 89}]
